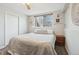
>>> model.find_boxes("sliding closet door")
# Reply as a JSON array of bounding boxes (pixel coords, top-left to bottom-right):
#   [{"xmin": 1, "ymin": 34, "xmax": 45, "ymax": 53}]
[
  {"xmin": 5, "ymin": 13, "xmax": 18, "ymax": 45},
  {"xmin": 19, "ymin": 15, "xmax": 27, "ymax": 34},
  {"xmin": 0, "ymin": 9, "xmax": 5, "ymax": 47}
]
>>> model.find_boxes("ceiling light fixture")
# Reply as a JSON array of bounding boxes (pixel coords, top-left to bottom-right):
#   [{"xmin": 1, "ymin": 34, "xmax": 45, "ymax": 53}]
[{"xmin": 25, "ymin": 3, "xmax": 31, "ymax": 10}]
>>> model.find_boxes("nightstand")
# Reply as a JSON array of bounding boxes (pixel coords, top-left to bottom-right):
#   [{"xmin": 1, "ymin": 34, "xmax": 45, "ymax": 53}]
[{"xmin": 55, "ymin": 35, "xmax": 65, "ymax": 46}]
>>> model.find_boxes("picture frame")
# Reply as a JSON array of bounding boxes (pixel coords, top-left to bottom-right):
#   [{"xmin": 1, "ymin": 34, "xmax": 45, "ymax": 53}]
[{"xmin": 56, "ymin": 19, "xmax": 60, "ymax": 23}]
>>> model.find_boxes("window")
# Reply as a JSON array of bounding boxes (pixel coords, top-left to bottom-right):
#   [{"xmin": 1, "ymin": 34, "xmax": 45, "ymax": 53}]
[
  {"xmin": 34, "ymin": 15, "xmax": 53, "ymax": 28},
  {"xmin": 43, "ymin": 15, "xmax": 52, "ymax": 27}
]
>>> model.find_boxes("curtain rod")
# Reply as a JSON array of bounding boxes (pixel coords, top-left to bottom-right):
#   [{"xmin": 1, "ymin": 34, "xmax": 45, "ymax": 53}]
[
  {"xmin": 28, "ymin": 12, "xmax": 53, "ymax": 17},
  {"xmin": 28, "ymin": 10, "xmax": 62, "ymax": 17},
  {"xmin": 34, "ymin": 13, "xmax": 53, "ymax": 17}
]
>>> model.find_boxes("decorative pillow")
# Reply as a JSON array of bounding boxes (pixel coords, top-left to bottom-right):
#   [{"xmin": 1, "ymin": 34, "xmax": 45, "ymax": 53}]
[
  {"xmin": 34, "ymin": 29, "xmax": 48, "ymax": 34},
  {"xmin": 33, "ymin": 27, "xmax": 54, "ymax": 34},
  {"xmin": 37, "ymin": 30, "xmax": 48, "ymax": 34}
]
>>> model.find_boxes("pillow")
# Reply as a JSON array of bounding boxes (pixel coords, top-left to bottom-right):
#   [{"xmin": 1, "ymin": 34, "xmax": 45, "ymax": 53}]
[
  {"xmin": 34, "ymin": 29, "xmax": 48, "ymax": 34},
  {"xmin": 47, "ymin": 30, "xmax": 53, "ymax": 34}
]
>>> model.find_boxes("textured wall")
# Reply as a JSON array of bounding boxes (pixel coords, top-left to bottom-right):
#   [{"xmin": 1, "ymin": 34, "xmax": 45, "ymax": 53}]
[{"xmin": 64, "ymin": 4, "xmax": 79, "ymax": 55}]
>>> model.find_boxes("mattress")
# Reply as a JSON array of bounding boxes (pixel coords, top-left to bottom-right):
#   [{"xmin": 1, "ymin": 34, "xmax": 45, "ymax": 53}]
[{"xmin": 16, "ymin": 33, "xmax": 56, "ymax": 48}]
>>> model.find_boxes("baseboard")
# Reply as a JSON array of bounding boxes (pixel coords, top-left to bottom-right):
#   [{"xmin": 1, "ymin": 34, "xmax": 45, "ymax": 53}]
[
  {"xmin": 65, "ymin": 45, "xmax": 69, "ymax": 55},
  {"xmin": 53, "ymin": 48, "xmax": 57, "ymax": 55}
]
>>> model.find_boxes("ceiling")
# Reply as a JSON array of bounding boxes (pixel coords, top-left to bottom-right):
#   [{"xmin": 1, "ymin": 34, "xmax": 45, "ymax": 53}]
[{"xmin": 0, "ymin": 3, "xmax": 66, "ymax": 15}]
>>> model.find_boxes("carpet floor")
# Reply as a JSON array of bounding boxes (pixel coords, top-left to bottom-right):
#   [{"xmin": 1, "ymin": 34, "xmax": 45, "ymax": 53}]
[{"xmin": 55, "ymin": 46, "xmax": 68, "ymax": 55}]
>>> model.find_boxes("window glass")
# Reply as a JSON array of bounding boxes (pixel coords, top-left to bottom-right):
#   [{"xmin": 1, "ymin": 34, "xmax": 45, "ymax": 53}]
[
  {"xmin": 43, "ymin": 15, "xmax": 52, "ymax": 27},
  {"xmin": 35, "ymin": 15, "xmax": 53, "ymax": 28}
]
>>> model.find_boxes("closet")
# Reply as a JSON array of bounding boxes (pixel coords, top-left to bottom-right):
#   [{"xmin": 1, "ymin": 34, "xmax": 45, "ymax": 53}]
[
  {"xmin": 19, "ymin": 15, "xmax": 27, "ymax": 34},
  {"xmin": 5, "ymin": 12, "xmax": 18, "ymax": 45},
  {"xmin": 0, "ymin": 8, "xmax": 27, "ymax": 47}
]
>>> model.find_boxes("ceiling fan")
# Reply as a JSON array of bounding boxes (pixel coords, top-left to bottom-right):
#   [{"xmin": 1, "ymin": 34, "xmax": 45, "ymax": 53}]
[{"xmin": 25, "ymin": 3, "xmax": 31, "ymax": 10}]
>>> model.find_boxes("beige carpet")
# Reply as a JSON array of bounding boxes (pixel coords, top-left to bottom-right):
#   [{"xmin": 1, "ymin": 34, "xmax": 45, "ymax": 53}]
[{"xmin": 55, "ymin": 46, "xmax": 68, "ymax": 55}]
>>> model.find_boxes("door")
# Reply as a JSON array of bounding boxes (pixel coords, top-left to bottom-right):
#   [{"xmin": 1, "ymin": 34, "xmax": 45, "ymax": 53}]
[
  {"xmin": 19, "ymin": 15, "xmax": 27, "ymax": 34},
  {"xmin": 5, "ymin": 13, "xmax": 18, "ymax": 45}
]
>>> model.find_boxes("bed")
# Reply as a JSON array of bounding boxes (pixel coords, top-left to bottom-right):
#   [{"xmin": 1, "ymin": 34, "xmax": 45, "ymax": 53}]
[
  {"xmin": 0, "ymin": 33, "xmax": 56, "ymax": 55},
  {"xmin": 16, "ymin": 33, "xmax": 56, "ymax": 48}
]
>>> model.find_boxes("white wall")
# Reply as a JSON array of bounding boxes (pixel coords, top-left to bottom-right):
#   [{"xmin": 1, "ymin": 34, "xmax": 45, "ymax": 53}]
[
  {"xmin": 0, "ymin": 7, "xmax": 28, "ymax": 47},
  {"xmin": 64, "ymin": 4, "xmax": 79, "ymax": 55},
  {"xmin": 53, "ymin": 12, "xmax": 64, "ymax": 36},
  {"xmin": 0, "ymin": 8, "xmax": 5, "ymax": 47}
]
